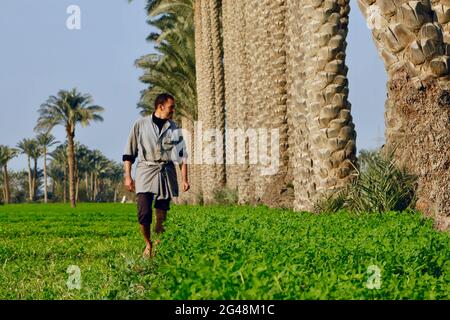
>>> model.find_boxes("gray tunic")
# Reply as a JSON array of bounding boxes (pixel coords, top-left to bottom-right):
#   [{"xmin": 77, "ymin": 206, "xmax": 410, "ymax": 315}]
[{"xmin": 123, "ymin": 116, "xmax": 188, "ymax": 200}]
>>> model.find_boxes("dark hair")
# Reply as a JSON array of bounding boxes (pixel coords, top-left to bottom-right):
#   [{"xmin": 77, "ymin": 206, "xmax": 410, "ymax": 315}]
[{"xmin": 154, "ymin": 93, "xmax": 175, "ymax": 110}]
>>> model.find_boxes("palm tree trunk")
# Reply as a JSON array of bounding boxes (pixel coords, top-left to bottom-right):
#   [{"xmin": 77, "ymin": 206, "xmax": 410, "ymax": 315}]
[
  {"xmin": 90, "ymin": 172, "xmax": 94, "ymax": 201},
  {"xmin": 287, "ymin": 0, "xmax": 356, "ymax": 209},
  {"xmin": 223, "ymin": 0, "xmax": 239, "ymax": 191},
  {"xmin": 85, "ymin": 172, "xmax": 89, "ymax": 201},
  {"xmin": 210, "ymin": 0, "xmax": 227, "ymax": 188},
  {"xmin": 93, "ymin": 174, "xmax": 98, "ymax": 202},
  {"xmin": 193, "ymin": 0, "xmax": 204, "ymax": 204},
  {"xmin": 233, "ymin": 0, "xmax": 252, "ymax": 204},
  {"xmin": 2, "ymin": 180, "xmax": 6, "ymax": 203},
  {"xmin": 196, "ymin": 0, "xmax": 216, "ymax": 204},
  {"xmin": 66, "ymin": 130, "xmax": 76, "ymax": 208},
  {"xmin": 258, "ymin": 0, "xmax": 294, "ymax": 208},
  {"xmin": 63, "ymin": 163, "xmax": 67, "ymax": 204},
  {"xmin": 74, "ymin": 156, "xmax": 79, "ymax": 201},
  {"xmin": 27, "ymin": 156, "xmax": 32, "ymax": 202},
  {"xmin": 358, "ymin": 0, "xmax": 450, "ymax": 228},
  {"xmin": 32, "ymin": 158, "xmax": 38, "ymax": 201},
  {"xmin": 3, "ymin": 164, "xmax": 10, "ymax": 204},
  {"xmin": 52, "ymin": 178, "xmax": 56, "ymax": 199},
  {"xmin": 285, "ymin": 0, "xmax": 311, "ymax": 210},
  {"xmin": 43, "ymin": 149, "xmax": 48, "ymax": 203}
]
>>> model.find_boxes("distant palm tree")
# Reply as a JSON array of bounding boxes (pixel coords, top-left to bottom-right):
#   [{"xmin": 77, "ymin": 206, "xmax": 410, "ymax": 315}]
[
  {"xmin": 36, "ymin": 132, "xmax": 59, "ymax": 203},
  {"xmin": 35, "ymin": 89, "xmax": 104, "ymax": 208},
  {"xmin": 0, "ymin": 145, "xmax": 19, "ymax": 204},
  {"xmin": 16, "ymin": 138, "xmax": 40, "ymax": 201}
]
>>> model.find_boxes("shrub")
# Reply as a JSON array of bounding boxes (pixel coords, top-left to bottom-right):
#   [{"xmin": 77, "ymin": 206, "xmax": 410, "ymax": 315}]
[
  {"xmin": 213, "ymin": 187, "xmax": 239, "ymax": 205},
  {"xmin": 315, "ymin": 149, "xmax": 417, "ymax": 214}
]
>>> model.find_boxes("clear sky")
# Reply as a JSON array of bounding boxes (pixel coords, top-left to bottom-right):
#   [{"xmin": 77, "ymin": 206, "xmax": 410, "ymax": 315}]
[{"xmin": 0, "ymin": 0, "xmax": 386, "ymax": 171}]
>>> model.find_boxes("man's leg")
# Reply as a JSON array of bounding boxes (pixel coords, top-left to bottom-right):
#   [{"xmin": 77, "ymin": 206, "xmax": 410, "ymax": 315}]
[
  {"xmin": 137, "ymin": 193, "xmax": 154, "ymax": 258},
  {"xmin": 154, "ymin": 198, "xmax": 170, "ymax": 247},
  {"xmin": 155, "ymin": 209, "xmax": 167, "ymax": 234}
]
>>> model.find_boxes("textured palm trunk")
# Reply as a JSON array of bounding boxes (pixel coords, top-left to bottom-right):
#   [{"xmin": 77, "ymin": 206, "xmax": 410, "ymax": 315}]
[
  {"xmin": 259, "ymin": 0, "xmax": 294, "ymax": 208},
  {"xmin": 3, "ymin": 164, "xmax": 10, "ymax": 204},
  {"xmin": 194, "ymin": 0, "xmax": 204, "ymax": 204},
  {"xmin": 245, "ymin": 0, "xmax": 263, "ymax": 204},
  {"xmin": 222, "ymin": 0, "xmax": 239, "ymax": 191},
  {"xmin": 235, "ymin": 0, "xmax": 253, "ymax": 204},
  {"xmin": 43, "ymin": 149, "xmax": 48, "ymax": 203},
  {"xmin": 209, "ymin": 0, "xmax": 227, "ymax": 189},
  {"xmin": 358, "ymin": 0, "xmax": 450, "ymax": 228},
  {"xmin": 432, "ymin": 0, "xmax": 450, "ymax": 43},
  {"xmin": 285, "ymin": 0, "xmax": 311, "ymax": 210},
  {"xmin": 196, "ymin": 0, "xmax": 223, "ymax": 204},
  {"xmin": 66, "ymin": 129, "xmax": 76, "ymax": 208},
  {"xmin": 288, "ymin": 0, "xmax": 357, "ymax": 211}
]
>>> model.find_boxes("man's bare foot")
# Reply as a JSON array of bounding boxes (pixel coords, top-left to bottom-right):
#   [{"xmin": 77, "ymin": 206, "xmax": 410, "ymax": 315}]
[{"xmin": 143, "ymin": 244, "xmax": 152, "ymax": 259}]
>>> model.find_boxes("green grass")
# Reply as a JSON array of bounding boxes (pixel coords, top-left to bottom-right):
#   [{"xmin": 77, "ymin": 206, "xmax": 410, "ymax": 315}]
[{"xmin": 0, "ymin": 203, "xmax": 449, "ymax": 299}]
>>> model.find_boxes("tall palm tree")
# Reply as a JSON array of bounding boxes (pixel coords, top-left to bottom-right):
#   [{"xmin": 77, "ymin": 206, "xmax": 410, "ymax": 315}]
[
  {"xmin": 36, "ymin": 132, "xmax": 59, "ymax": 203},
  {"xmin": 135, "ymin": 0, "xmax": 197, "ymax": 120},
  {"xmin": 195, "ymin": 0, "xmax": 227, "ymax": 203},
  {"xmin": 0, "ymin": 146, "xmax": 19, "ymax": 204},
  {"xmin": 357, "ymin": 0, "xmax": 450, "ymax": 223},
  {"xmin": 35, "ymin": 89, "xmax": 104, "ymax": 208},
  {"xmin": 16, "ymin": 138, "xmax": 40, "ymax": 201}
]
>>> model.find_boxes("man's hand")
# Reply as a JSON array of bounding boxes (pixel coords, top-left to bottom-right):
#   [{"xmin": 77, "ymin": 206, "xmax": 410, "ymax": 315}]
[
  {"xmin": 182, "ymin": 180, "xmax": 190, "ymax": 192},
  {"xmin": 124, "ymin": 176, "xmax": 135, "ymax": 193}
]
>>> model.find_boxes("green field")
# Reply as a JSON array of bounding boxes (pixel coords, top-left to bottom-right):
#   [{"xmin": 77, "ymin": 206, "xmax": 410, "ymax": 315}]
[{"xmin": 0, "ymin": 203, "xmax": 449, "ymax": 300}]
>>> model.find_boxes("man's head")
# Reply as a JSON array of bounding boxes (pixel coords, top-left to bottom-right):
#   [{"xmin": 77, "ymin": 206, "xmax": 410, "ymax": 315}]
[{"xmin": 154, "ymin": 93, "xmax": 175, "ymax": 120}]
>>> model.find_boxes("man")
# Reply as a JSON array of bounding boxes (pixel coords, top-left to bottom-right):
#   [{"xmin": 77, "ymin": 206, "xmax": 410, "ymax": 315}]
[{"xmin": 123, "ymin": 93, "xmax": 190, "ymax": 258}]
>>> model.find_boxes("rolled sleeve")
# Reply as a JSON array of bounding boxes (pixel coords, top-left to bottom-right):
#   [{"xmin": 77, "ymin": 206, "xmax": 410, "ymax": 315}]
[{"xmin": 123, "ymin": 121, "xmax": 139, "ymax": 163}]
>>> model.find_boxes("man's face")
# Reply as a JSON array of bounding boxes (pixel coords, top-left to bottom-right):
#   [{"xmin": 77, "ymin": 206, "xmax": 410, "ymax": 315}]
[{"xmin": 159, "ymin": 98, "xmax": 175, "ymax": 119}]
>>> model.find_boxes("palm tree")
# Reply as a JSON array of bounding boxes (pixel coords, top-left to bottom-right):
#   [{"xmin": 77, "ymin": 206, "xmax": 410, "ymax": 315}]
[
  {"xmin": 194, "ymin": 0, "xmax": 227, "ymax": 203},
  {"xmin": 357, "ymin": 0, "xmax": 450, "ymax": 221},
  {"xmin": 16, "ymin": 138, "xmax": 40, "ymax": 201},
  {"xmin": 35, "ymin": 89, "xmax": 104, "ymax": 208},
  {"xmin": 0, "ymin": 146, "xmax": 19, "ymax": 204},
  {"xmin": 36, "ymin": 132, "xmax": 59, "ymax": 203},
  {"xmin": 136, "ymin": 1, "xmax": 197, "ymax": 120}
]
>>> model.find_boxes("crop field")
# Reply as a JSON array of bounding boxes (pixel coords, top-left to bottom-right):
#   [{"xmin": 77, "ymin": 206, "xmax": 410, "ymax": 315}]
[{"xmin": 0, "ymin": 203, "xmax": 449, "ymax": 300}]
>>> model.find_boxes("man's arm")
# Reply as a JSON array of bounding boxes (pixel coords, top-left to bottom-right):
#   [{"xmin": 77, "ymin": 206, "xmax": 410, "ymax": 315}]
[
  {"xmin": 123, "ymin": 160, "xmax": 135, "ymax": 192},
  {"xmin": 181, "ymin": 158, "xmax": 190, "ymax": 192}
]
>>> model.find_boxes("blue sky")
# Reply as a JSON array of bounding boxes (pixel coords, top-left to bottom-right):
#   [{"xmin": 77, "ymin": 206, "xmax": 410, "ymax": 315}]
[{"xmin": 0, "ymin": 0, "xmax": 386, "ymax": 171}]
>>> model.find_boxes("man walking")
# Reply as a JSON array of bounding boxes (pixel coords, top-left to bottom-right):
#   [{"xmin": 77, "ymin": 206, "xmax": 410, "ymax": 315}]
[{"xmin": 123, "ymin": 93, "xmax": 190, "ymax": 258}]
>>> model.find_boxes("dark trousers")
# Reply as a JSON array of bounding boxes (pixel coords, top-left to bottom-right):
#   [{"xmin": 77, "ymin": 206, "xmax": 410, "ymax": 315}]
[{"xmin": 136, "ymin": 192, "xmax": 170, "ymax": 226}]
